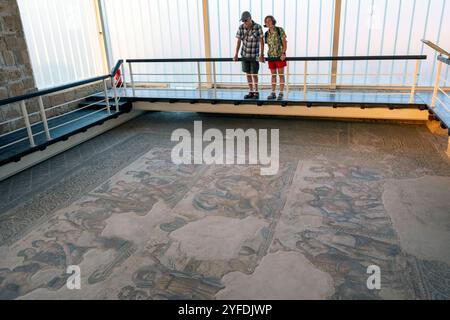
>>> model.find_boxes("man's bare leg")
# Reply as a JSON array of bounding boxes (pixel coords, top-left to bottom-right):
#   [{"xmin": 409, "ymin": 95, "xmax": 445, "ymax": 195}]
[
  {"xmin": 246, "ymin": 74, "xmax": 253, "ymax": 92},
  {"xmin": 253, "ymin": 75, "xmax": 259, "ymax": 93},
  {"xmin": 278, "ymin": 68, "xmax": 285, "ymax": 93},
  {"xmin": 271, "ymin": 69, "xmax": 277, "ymax": 93}
]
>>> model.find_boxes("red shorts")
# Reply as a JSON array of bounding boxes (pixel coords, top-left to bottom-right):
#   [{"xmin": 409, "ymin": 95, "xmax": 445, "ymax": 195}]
[{"xmin": 268, "ymin": 59, "xmax": 287, "ymax": 70}]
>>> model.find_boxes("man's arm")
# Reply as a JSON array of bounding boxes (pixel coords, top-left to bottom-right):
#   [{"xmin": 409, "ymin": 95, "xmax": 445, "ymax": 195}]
[
  {"xmin": 281, "ymin": 38, "xmax": 287, "ymax": 61},
  {"xmin": 279, "ymin": 28, "xmax": 288, "ymax": 61},
  {"xmin": 259, "ymin": 30, "xmax": 265, "ymax": 63},
  {"xmin": 234, "ymin": 38, "xmax": 241, "ymax": 61}
]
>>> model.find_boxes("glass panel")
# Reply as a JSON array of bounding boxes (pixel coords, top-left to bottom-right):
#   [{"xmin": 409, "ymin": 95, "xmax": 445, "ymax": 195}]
[
  {"xmin": 339, "ymin": 0, "xmax": 450, "ymax": 87},
  {"xmin": 102, "ymin": 0, "xmax": 205, "ymax": 88},
  {"xmin": 17, "ymin": 0, "xmax": 105, "ymax": 89}
]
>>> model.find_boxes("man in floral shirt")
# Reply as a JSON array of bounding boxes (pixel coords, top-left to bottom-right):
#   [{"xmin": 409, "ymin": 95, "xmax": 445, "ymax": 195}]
[{"xmin": 233, "ymin": 11, "xmax": 265, "ymax": 99}]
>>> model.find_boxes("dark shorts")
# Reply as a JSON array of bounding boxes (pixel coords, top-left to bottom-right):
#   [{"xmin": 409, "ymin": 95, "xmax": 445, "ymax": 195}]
[{"xmin": 241, "ymin": 59, "xmax": 260, "ymax": 74}]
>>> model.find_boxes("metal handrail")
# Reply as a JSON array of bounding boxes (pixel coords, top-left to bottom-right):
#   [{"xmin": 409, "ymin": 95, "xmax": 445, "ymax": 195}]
[
  {"xmin": 0, "ymin": 54, "xmax": 432, "ymax": 156},
  {"xmin": 125, "ymin": 55, "xmax": 426, "ymax": 102},
  {"xmin": 422, "ymin": 39, "xmax": 450, "ymax": 58},
  {"xmin": 0, "ymin": 59, "xmax": 125, "ymax": 154},
  {"xmin": 421, "ymin": 40, "xmax": 450, "ymax": 107},
  {"xmin": 127, "ymin": 55, "xmax": 426, "ymax": 63},
  {"xmin": 0, "ymin": 60, "xmax": 123, "ymax": 108},
  {"xmin": 0, "ymin": 56, "xmax": 428, "ymax": 107}
]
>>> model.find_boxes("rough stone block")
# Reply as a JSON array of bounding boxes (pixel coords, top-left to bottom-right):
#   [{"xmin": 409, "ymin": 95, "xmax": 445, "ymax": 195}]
[
  {"xmin": 41, "ymin": 96, "xmax": 51, "ymax": 107},
  {"xmin": 2, "ymin": 50, "xmax": 15, "ymax": 66},
  {"xmin": 50, "ymin": 93, "xmax": 66, "ymax": 107},
  {"xmin": 16, "ymin": 37, "xmax": 27, "ymax": 50},
  {"xmin": 45, "ymin": 107, "xmax": 58, "ymax": 119},
  {"xmin": 8, "ymin": 81, "xmax": 24, "ymax": 96},
  {"xmin": 5, "ymin": 35, "xmax": 18, "ymax": 50},
  {"xmin": 0, "ymin": 70, "xmax": 8, "ymax": 86},
  {"xmin": 0, "ymin": 3, "xmax": 10, "ymax": 15},
  {"xmin": 67, "ymin": 102, "xmax": 79, "ymax": 112},
  {"xmin": 20, "ymin": 50, "xmax": 31, "ymax": 66},
  {"xmin": 0, "ymin": 0, "xmax": 18, "ymax": 16},
  {"xmin": 0, "ymin": 87, "xmax": 7, "ymax": 100},
  {"xmin": 12, "ymin": 49, "xmax": 25, "ymax": 64},
  {"xmin": 23, "ymin": 61, "xmax": 33, "ymax": 74},
  {"xmin": 3, "ymin": 102, "xmax": 21, "ymax": 120},
  {"xmin": 0, "ymin": 123, "xmax": 11, "ymax": 135},
  {"xmin": 22, "ymin": 77, "xmax": 35, "ymax": 91},
  {"xmin": 28, "ymin": 112, "xmax": 41, "ymax": 125},
  {"xmin": 0, "ymin": 106, "xmax": 6, "ymax": 122},
  {"xmin": 2, "ymin": 15, "xmax": 22, "ymax": 33},
  {"xmin": 9, "ymin": 117, "xmax": 24, "ymax": 131},
  {"xmin": 26, "ymin": 98, "xmax": 40, "ymax": 114},
  {"xmin": 0, "ymin": 39, "xmax": 6, "ymax": 51},
  {"xmin": 4, "ymin": 69, "xmax": 21, "ymax": 82},
  {"xmin": 64, "ymin": 90, "xmax": 76, "ymax": 103}
]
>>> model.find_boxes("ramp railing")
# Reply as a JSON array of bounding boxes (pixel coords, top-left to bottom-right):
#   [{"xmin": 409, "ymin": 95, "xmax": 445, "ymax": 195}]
[
  {"xmin": 421, "ymin": 40, "xmax": 450, "ymax": 108},
  {"xmin": 0, "ymin": 60, "xmax": 125, "ymax": 151}
]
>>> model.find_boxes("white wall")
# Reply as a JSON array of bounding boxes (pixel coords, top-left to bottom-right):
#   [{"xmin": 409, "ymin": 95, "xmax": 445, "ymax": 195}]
[
  {"xmin": 17, "ymin": 0, "xmax": 105, "ymax": 89},
  {"xmin": 208, "ymin": 0, "xmax": 335, "ymax": 85},
  {"xmin": 338, "ymin": 0, "xmax": 450, "ymax": 87},
  {"xmin": 18, "ymin": 0, "xmax": 450, "ymax": 89},
  {"xmin": 101, "ymin": 0, "xmax": 205, "ymax": 89},
  {"xmin": 103, "ymin": 0, "xmax": 448, "ymax": 88}
]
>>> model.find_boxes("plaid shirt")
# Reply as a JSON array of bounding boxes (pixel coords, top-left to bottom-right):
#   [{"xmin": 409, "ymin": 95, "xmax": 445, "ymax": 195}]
[{"xmin": 236, "ymin": 21, "xmax": 263, "ymax": 59}]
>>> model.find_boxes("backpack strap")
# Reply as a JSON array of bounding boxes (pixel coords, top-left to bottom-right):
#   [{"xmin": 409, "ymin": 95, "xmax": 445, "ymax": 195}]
[{"xmin": 276, "ymin": 27, "xmax": 282, "ymax": 44}]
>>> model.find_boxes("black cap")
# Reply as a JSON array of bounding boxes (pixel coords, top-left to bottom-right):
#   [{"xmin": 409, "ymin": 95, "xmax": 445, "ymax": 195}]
[{"xmin": 240, "ymin": 11, "xmax": 251, "ymax": 21}]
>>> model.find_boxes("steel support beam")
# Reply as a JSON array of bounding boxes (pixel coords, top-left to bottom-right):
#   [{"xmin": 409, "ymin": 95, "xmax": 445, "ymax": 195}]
[
  {"xmin": 330, "ymin": 0, "xmax": 343, "ymax": 90},
  {"xmin": 202, "ymin": 0, "xmax": 213, "ymax": 87},
  {"xmin": 93, "ymin": 0, "xmax": 110, "ymax": 73}
]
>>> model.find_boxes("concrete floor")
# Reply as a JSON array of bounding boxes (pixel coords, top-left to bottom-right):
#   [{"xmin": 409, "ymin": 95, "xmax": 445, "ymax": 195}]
[{"xmin": 0, "ymin": 111, "xmax": 449, "ymax": 300}]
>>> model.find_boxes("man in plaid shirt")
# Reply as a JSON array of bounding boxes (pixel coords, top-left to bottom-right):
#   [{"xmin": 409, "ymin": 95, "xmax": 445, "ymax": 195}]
[{"xmin": 233, "ymin": 11, "xmax": 265, "ymax": 99}]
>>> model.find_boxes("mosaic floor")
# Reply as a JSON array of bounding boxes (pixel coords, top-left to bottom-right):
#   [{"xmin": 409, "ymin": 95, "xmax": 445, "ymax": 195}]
[{"xmin": 0, "ymin": 112, "xmax": 450, "ymax": 300}]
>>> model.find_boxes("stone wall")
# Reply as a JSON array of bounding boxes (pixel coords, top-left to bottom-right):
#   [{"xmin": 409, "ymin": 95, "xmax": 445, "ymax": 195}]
[
  {"xmin": 0, "ymin": 0, "xmax": 106, "ymax": 136},
  {"xmin": 0, "ymin": 0, "xmax": 36, "ymax": 134}
]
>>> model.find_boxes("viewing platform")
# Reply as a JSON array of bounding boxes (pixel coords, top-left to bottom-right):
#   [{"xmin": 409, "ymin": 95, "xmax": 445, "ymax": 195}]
[{"xmin": 1, "ymin": 53, "xmax": 449, "ymax": 179}]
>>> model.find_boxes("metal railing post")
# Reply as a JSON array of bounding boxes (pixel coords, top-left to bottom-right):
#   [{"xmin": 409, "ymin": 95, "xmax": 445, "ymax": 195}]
[
  {"xmin": 128, "ymin": 61, "xmax": 135, "ymax": 97},
  {"xmin": 330, "ymin": 0, "xmax": 343, "ymax": 90},
  {"xmin": 20, "ymin": 100, "xmax": 35, "ymax": 147},
  {"xmin": 197, "ymin": 61, "xmax": 202, "ymax": 90},
  {"xmin": 303, "ymin": 61, "xmax": 308, "ymax": 94},
  {"xmin": 201, "ymin": 0, "xmax": 213, "ymax": 87},
  {"xmin": 431, "ymin": 60, "xmax": 443, "ymax": 107},
  {"xmin": 212, "ymin": 62, "xmax": 217, "ymax": 90},
  {"xmin": 103, "ymin": 79, "xmax": 111, "ymax": 114},
  {"xmin": 112, "ymin": 77, "xmax": 119, "ymax": 112},
  {"xmin": 38, "ymin": 96, "xmax": 51, "ymax": 140},
  {"xmin": 409, "ymin": 60, "xmax": 421, "ymax": 103},
  {"xmin": 121, "ymin": 61, "xmax": 127, "ymax": 97},
  {"xmin": 285, "ymin": 62, "xmax": 290, "ymax": 99}
]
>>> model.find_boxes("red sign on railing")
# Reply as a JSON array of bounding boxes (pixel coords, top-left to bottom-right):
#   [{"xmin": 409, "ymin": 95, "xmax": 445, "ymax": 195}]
[{"xmin": 114, "ymin": 69, "xmax": 123, "ymax": 87}]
